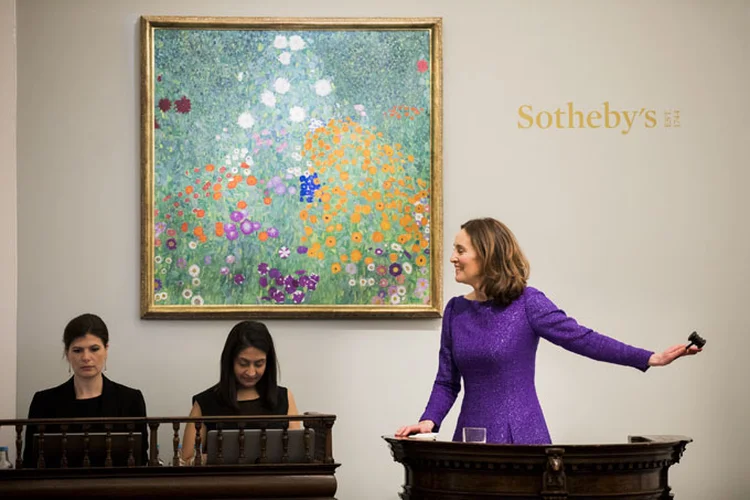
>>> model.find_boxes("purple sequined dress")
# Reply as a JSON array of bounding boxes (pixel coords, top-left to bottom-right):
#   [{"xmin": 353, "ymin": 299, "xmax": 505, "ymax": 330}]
[{"xmin": 419, "ymin": 287, "xmax": 653, "ymax": 444}]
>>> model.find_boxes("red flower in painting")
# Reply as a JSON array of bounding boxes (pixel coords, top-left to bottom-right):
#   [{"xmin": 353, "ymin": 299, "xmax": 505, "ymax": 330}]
[
  {"xmin": 157, "ymin": 74, "xmax": 162, "ymax": 82},
  {"xmin": 158, "ymin": 98, "xmax": 171, "ymax": 112},
  {"xmin": 417, "ymin": 59, "xmax": 428, "ymax": 73},
  {"xmin": 155, "ymin": 119, "xmax": 160, "ymax": 129},
  {"xmin": 175, "ymin": 96, "xmax": 192, "ymax": 114}
]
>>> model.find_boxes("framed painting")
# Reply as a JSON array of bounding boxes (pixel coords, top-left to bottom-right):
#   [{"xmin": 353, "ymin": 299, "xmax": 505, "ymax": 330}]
[{"xmin": 140, "ymin": 16, "xmax": 442, "ymax": 318}]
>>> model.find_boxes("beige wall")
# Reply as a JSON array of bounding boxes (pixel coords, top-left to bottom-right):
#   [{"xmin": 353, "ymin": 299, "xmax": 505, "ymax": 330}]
[
  {"xmin": 0, "ymin": 0, "xmax": 17, "ymax": 463},
  {"xmin": 15, "ymin": 0, "xmax": 750, "ymax": 497}
]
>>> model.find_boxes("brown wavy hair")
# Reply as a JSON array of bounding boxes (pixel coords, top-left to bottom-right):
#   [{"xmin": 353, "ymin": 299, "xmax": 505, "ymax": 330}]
[{"xmin": 460, "ymin": 218, "xmax": 530, "ymax": 306}]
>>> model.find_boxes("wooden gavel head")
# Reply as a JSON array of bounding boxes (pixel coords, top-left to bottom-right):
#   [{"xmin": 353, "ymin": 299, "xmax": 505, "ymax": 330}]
[{"xmin": 686, "ymin": 331, "xmax": 706, "ymax": 349}]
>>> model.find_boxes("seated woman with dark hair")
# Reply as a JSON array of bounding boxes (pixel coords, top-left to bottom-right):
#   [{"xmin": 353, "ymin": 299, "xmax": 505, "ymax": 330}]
[
  {"xmin": 181, "ymin": 320, "xmax": 300, "ymax": 463},
  {"xmin": 23, "ymin": 313, "xmax": 148, "ymax": 468}
]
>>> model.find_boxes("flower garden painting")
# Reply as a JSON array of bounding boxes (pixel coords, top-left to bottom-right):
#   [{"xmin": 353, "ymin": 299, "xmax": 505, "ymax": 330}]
[{"xmin": 141, "ymin": 17, "xmax": 442, "ymax": 318}]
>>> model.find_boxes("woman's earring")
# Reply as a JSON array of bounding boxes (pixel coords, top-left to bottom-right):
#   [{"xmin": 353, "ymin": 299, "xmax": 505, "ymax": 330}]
[
  {"xmin": 68, "ymin": 364, "xmax": 71, "ymax": 374},
  {"xmin": 104, "ymin": 361, "xmax": 107, "ymax": 372}
]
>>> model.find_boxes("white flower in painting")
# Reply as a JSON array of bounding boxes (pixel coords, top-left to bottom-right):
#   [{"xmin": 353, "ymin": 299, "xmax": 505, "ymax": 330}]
[
  {"xmin": 261, "ymin": 90, "xmax": 276, "ymax": 107},
  {"xmin": 359, "ymin": 278, "xmax": 367, "ymax": 287},
  {"xmin": 160, "ymin": 292, "xmax": 168, "ymax": 300},
  {"xmin": 231, "ymin": 167, "xmax": 238, "ymax": 174},
  {"xmin": 367, "ymin": 263, "xmax": 375, "ymax": 272},
  {"xmin": 182, "ymin": 289, "xmax": 193, "ymax": 299},
  {"xmin": 349, "ymin": 279, "xmax": 356, "ymax": 287},
  {"xmin": 278, "ymin": 52, "xmax": 291, "ymax": 65},
  {"xmin": 274, "ymin": 77, "xmax": 291, "ymax": 94},
  {"xmin": 192, "ymin": 278, "xmax": 201, "ymax": 287},
  {"xmin": 244, "ymin": 155, "xmax": 254, "ymax": 165},
  {"xmin": 154, "ymin": 255, "xmax": 163, "ymax": 264},
  {"xmin": 188, "ymin": 264, "xmax": 201, "ymax": 277},
  {"xmin": 165, "ymin": 257, "xmax": 172, "ymax": 264},
  {"xmin": 367, "ymin": 278, "xmax": 375, "ymax": 286},
  {"xmin": 215, "ymin": 135, "xmax": 221, "ymax": 141},
  {"xmin": 237, "ymin": 72, "xmax": 244, "ymax": 81},
  {"xmin": 289, "ymin": 106, "xmax": 306, "ymax": 123},
  {"xmin": 291, "ymin": 152, "xmax": 302, "ymax": 161},
  {"xmin": 415, "ymin": 213, "xmax": 423, "ymax": 222},
  {"xmin": 390, "ymin": 294, "xmax": 401, "ymax": 305},
  {"xmin": 391, "ymin": 243, "xmax": 403, "ymax": 252},
  {"xmin": 188, "ymin": 241, "xmax": 197, "ymax": 250},
  {"xmin": 241, "ymin": 147, "xmax": 248, "ymax": 155},
  {"xmin": 237, "ymin": 111, "xmax": 255, "ymax": 129},
  {"xmin": 397, "ymin": 286, "xmax": 407, "ymax": 296},
  {"xmin": 191, "ymin": 295, "xmax": 204, "ymax": 306},
  {"xmin": 354, "ymin": 104, "xmax": 365, "ymax": 112},
  {"xmin": 308, "ymin": 118, "xmax": 324, "ymax": 131},
  {"xmin": 314, "ymin": 79, "xmax": 332, "ymax": 96},
  {"xmin": 403, "ymin": 262, "xmax": 413, "ymax": 274},
  {"xmin": 289, "ymin": 35, "xmax": 305, "ymax": 51},
  {"xmin": 273, "ymin": 35, "xmax": 288, "ymax": 49},
  {"xmin": 154, "ymin": 293, "xmax": 161, "ymax": 302},
  {"xmin": 160, "ymin": 268, "xmax": 167, "ymax": 275}
]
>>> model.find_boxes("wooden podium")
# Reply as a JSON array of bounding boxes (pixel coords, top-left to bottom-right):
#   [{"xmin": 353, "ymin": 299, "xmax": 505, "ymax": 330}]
[{"xmin": 384, "ymin": 434, "xmax": 691, "ymax": 500}]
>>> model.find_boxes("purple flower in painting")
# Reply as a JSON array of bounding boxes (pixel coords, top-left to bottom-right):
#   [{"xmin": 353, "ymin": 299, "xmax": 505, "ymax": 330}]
[
  {"xmin": 379, "ymin": 278, "xmax": 388, "ymax": 288},
  {"xmin": 251, "ymin": 221, "xmax": 262, "ymax": 231},
  {"xmin": 404, "ymin": 251, "xmax": 412, "ymax": 260},
  {"xmin": 285, "ymin": 283, "xmax": 296, "ymax": 294},
  {"xmin": 257, "ymin": 263, "xmax": 269, "ymax": 275},
  {"xmin": 310, "ymin": 274, "xmax": 320, "ymax": 283},
  {"xmin": 240, "ymin": 219, "xmax": 253, "ymax": 234},
  {"xmin": 272, "ymin": 290, "xmax": 285, "ymax": 303},
  {"xmin": 378, "ymin": 290, "xmax": 387, "ymax": 298},
  {"xmin": 155, "ymin": 222, "xmax": 167, "ymax": 236},
  {"xmin": 297, "ymin": 246, "xmax": 308, "ymax": 254},
  {"xmin": 226, "ymin": 230, "xmax": 239, "ymax": 241},
  {"xmin": 154, "ymin": 279, "xmax": 162, "ymax": 292},
  {"xmin": 292, "ymin": 290, "xmax": 305, "ymax": 304},
  {"xmin": 269, "ymin": 268, "xmax": 281, "ymax": 279},
  {"xmin": 295, "ymin": 269, "xmax": 306, "ymax": 275},
  {"xmin": 278, "ymin": 246, "xmax": 291, "ymax": 259},
  {"xmin": 220, "ymin": 266, "xmax": 230, "ymax": 275},
  {"xmin": 424, "ymin": 248, "xmax": 430, "ymax": 255},
  {"xmin": 177, "ymin": 257, "xmax": 187, "ymax": 268},
  {"xmin": 284, "ymin": 275, "xmax": 298, "ymax": 287},
  {"xmin": 204, "ymin": 255, "xmax": 212, "ymax": 265},
  {"xmin": 224, "ymin": 222, "xmax": 236, "ymax": 233},
  {"xmin": 259, "ymin": 276, "xmax": 268, "ymax": 288},
  {"xmin": 299, "ymin": 275, "xmax": 310, "ymax": 288},
  {"xmin": 267, "ymin": 227, "xmax": 279, "ymax": 238},
  {"xmin": 158, "ymin": 98, "xmax": 171, "ymax": 112},
  {"xmin": 234, "ymin": 274, "xmax": 245, "ymax": 285},
  {"xmin": 274, "ymin": 184, "xmax": 286, "ymax": 195},
  {"xmin": 166, "ymin": 238, "xmax": 177, "ymax": 250},
  {"xmin": 389, "ymin": 263, "xmax": 403, "ymax": 276},
  {"xmin": 230, "ymin": 211, "xmax": 244, "ymax": 222},
  {"xmin": 275, "ymin": 277, "xmax": 284, "ymax": 286},
  {"xmin": 174, "ymin": 95, "xmax": 191, "ymax": 114},
  {"xmin": 375, "ymin": 248, "xmax": 383, "ymax": 256}
]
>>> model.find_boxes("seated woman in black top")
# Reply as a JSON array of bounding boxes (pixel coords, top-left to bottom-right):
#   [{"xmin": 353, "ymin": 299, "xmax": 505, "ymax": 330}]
[
  {"xmin": 182, "ymin": 320, "xmax": 299, "ymax": 462},
  {"xmin": 23, "ymin": 313, "xmax": 148, "ymax": 467}
]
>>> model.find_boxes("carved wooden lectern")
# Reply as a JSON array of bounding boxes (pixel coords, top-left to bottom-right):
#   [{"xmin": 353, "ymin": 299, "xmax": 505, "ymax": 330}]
[{"xmin": 384, "ymin": 435, "xmax": 691, "ymax": 500}]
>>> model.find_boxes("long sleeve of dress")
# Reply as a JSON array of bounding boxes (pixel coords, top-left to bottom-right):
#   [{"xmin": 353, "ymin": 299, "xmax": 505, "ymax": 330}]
[
  {"xmin": 419, "ymin": 298, "xmax": 461, "ymax": 431},
  {"xmin": 524, "ymin": 287, "xmax": 653, "ymax": 371}
]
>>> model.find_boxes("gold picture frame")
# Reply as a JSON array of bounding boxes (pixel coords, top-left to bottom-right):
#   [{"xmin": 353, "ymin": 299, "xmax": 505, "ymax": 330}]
[{"xmin": 140, "ymin": 16, "xmax": 442, "ymax": 318}]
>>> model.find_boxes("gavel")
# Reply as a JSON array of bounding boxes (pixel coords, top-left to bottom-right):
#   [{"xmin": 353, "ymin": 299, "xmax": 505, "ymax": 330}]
[{"xmin": 686, "ymin": 331, "xmax": 706, "ymax": 350}]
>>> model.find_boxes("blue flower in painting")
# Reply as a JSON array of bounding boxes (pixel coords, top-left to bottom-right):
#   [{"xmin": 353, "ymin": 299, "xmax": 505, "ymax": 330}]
[
  {"xmin": 299, "ymin": 172, "xmax": 321, "ymax": 203},
  {"xmin": 257, "ymin": 263, "xmax": 269, "ymax": 275},
  {"xmin": 154, "ymin": 279, "xmax": 162, "ymax": 292},
  {"xmin": 297, "ymin": 246, "xmax": 308, "ymax": 254},
  {"xmin": 204, "ymin": 255, "xmax": 212, "ymax": 265}
]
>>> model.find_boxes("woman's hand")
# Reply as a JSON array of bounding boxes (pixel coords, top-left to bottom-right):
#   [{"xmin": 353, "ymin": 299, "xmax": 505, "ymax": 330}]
[
  {"xmin": 648, "ymin": 344, "xmax": 702, "ymax": 367},
  {"xmin": 395, "ymin": 420, "xmax": 435, "ymax": 437}
]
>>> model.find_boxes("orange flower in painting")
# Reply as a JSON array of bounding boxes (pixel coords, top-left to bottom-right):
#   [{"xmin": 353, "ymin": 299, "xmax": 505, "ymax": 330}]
[
  {"xmin": 193, "ymin": 226, "xmax": 204, "ymax": 237},
  {"xmin": 258, "ymin": 231, "xmax": 269, "ymax": 242},
  {"xmin": 389, "ymin": 253, "xmax": 398, "ymax": 263},
  {"xmin": 325, "ymin": 236, "xmax": 336, "ymax": 247},
  {"xmin": 351, "ymin": 213, "xmax": 361, "ymax": 223},
  {"xmin": 213, "ymin": 192, "xmax": 222, "ymax": 200},
  {"xmin": 331, "ymin": 263, "xmax": 341, "ymax": 274},
  {"xmin": 375, "ymin": 202, "xmax": 385, "ymax": 211},
  {"xmin": 380, "ymin": 221, "xmax": 391, "ymax": 231},
  {"xmin": 372, "ymin": 231, "xmax": 384, "ymax": 243},
  {"xmin": 185, "ymin": 185, "xmax": 194, "ymax": 194},
  {"xmin": 237, "ymin": 201, "xmax": 247, "ymax": 209},
  {"xmin": 205, "ymin": 164, "xmax": 215, "ymax": 172},
  {"xmin": 247, "ymin": 176, "xmax": 258, "ymax": 186},
  {"xmin": 299, "ymin": 210, "xmax": 309, "ymax": 220},
  {"xmin": 350, "ymin": 249, "xmax": 362, "ymax": 262},
  {"xmin": 416, "ymin": 255, "xmax": 427, "ymax": 266},
  {"xmin": 196, "ymin": 209, "xmax": 205, "ymax": 218},
  {"xmin": 397, "ymin": 234, "xmax": 410, "ymax": 244},
  {"xmin": 215, "ymin": 222, "xmax": 224, "ymax": 237},
  {"xmin": 181, "ymin": 222, "xmax": 188, "ymax": 232},
  {"xmin": 263, "ymin": 197, "xmax": 272, "ymax": 205},
  {"xmin": 213, "ymin": 183, "xmax": 222, "ymax": 192},
  {"xmin": 352, "ymin": 232, "xmax": 363, "ymax": 243}
]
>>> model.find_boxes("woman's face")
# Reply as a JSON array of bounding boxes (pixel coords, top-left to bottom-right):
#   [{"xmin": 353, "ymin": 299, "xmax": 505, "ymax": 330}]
[
  {"xmin": 450, "ymin": 229, "xmax": 482, "ymax": 289},
  {"xmin": 233, "ymin": 346, "xmax": 267, "ymax": 389},
  {"xmin": 66, "ymin": 333, "xmax": 108, "ymax": 379}
]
